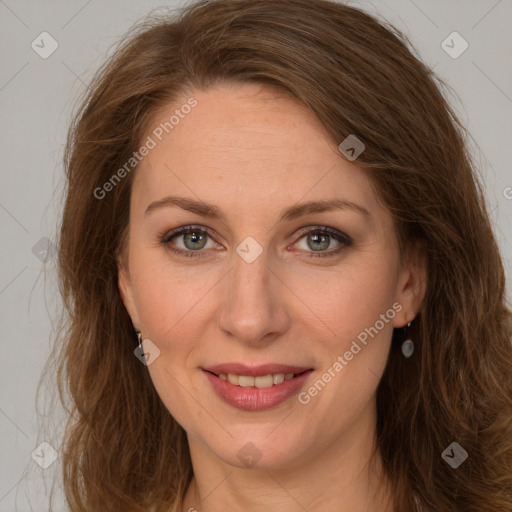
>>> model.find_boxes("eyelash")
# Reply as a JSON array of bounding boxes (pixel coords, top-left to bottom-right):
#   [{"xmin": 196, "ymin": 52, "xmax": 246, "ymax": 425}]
[{"xmin": 160, "ymin": 224, "xmax": 352, "ymax": 259}]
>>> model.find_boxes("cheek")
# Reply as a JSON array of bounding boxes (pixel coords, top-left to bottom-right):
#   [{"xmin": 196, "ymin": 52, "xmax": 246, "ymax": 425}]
[
  {"xmin": 129, "ymin": 235, "xmax": 398, "ymax": 349},
  {"xmin": 130, "ymin": 241, "xmax": 399, "ymax": 355},
  {"xmin": 292, "ymin": 258, "xmax": 397, "ymax": 408},
  {"xmin": 129, "ymin": 255, "xmax": 219, "ymax": 431},
  {"xmin": 129, "ymin": 246, "xmax": 220, "ymax": 347},
  {"xmin": 289, "ymin": 255, "xmax": 399, "ymax": 344}
]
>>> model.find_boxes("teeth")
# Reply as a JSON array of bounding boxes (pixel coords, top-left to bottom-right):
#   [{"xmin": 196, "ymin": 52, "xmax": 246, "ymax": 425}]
[
  {"xmin": 255, "ymin": 375, "xmax": 273, "ymax": 388},
  {"xmin": 239, "ymin": 375, "xmax": 255, "ymax": 387},
  {"xmin": 273, "ymin": 373, "xmax": 285, "ymax": 385},
  {"xmin": 227, "ymin": 374, "xmax": 239, "ymax": 385},
  {"xmin": 218, "ymin": 372, "xmax": 298, "ymax": 387}
]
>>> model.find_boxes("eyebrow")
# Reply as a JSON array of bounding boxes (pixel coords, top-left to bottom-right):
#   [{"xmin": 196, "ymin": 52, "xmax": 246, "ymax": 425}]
[{"xmin": 144, "ymin": 195, "xmax": 371, "ymax": 223}]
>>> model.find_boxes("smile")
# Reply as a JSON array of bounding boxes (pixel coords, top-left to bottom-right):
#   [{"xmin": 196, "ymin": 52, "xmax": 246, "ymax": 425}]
[
  {"xmin": 202, "ymin": 364, "xmax": 314, "ymax": 411},
  {"xmin": 217, "ymin": 372, "xmax": 297, "ymax": 388}
]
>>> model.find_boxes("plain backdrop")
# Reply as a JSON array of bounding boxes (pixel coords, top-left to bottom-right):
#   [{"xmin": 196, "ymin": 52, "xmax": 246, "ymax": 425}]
[{"xmin": 0, "ymin": 0, "xmax": 511, "ymax": 510}]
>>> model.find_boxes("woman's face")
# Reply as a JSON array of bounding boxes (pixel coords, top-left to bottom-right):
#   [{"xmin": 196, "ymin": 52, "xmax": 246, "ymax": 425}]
[{"xmin": 118, "ymin": 82, "xmax": 425, "ymax": 470}]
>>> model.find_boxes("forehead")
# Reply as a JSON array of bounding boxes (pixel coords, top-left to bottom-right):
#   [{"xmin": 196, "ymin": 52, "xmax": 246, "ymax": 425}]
[{"xmin": 131, "ymin": 83, "xmax": 380, "ymax": 219}]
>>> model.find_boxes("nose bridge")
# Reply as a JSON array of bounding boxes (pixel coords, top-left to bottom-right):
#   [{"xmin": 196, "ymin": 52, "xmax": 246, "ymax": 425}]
[{"xmin": 217, "ymin": 243, "xmax": 289, "ymax": 343}]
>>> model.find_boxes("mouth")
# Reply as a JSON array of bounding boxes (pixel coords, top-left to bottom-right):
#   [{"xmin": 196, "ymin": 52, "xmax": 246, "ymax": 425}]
[
  {"xmin": 202, "ymin": 364, "xmax": 314, "ymax": 411},
  {"xmin": 203, "ymin": 369, "xmax": 311, "ymax": 388}
]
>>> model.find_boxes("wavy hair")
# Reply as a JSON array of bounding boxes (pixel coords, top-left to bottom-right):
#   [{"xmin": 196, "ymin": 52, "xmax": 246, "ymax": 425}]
[{"xmin": 49, "ymin": 0, "xmax": 512, "ymax": 510}]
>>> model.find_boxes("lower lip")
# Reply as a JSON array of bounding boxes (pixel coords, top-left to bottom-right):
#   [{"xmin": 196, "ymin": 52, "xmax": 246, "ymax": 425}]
[{"xmin": 204, "ymin": 370, "xmax": 313, "ymax": 411}]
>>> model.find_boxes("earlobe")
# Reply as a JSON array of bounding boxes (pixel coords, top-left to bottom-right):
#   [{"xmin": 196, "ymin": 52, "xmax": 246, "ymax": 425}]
[{"xmin": 392, "ymin": 247, "xmax": 427, "ymax": 328}]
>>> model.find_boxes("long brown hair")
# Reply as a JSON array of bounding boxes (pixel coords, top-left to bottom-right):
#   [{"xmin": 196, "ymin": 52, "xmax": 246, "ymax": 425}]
[{"xmin": 49, "ymin": 0, "xmax": 512, "ymax": 510}]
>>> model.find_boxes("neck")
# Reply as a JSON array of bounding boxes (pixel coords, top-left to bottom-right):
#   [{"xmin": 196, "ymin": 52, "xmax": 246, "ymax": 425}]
[{"xmin": 181, "ymin": 399, "xmax": 394, "ymax": 512}]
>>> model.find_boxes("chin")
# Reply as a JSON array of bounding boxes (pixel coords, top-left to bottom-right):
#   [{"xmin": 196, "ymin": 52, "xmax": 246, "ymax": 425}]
[{"xmin": 208, "ymin": 428, "xmax": 313, "ymax": 471}]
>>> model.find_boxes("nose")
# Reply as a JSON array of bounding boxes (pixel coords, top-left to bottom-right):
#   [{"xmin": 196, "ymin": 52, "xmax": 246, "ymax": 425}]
[{"xmin": 216, "ymin": 247, "xmax": 291, "ymax": 346}]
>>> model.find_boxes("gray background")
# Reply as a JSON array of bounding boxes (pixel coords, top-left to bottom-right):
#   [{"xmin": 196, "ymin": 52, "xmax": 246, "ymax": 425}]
[{"xmin": 0, "ymin": 0, "xmax": 511, "ymax": 510}]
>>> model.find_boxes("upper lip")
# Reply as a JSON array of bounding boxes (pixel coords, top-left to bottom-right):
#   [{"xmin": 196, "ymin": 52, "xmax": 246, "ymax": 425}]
[{"xmin": 203, "ymin": 363, "xmax": 313, "ymax": 377}]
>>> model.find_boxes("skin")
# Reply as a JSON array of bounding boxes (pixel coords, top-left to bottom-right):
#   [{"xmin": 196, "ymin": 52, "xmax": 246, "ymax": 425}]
[{"xmin": 118, "ymin": 82, "xmax": 427, "ymax": 512}]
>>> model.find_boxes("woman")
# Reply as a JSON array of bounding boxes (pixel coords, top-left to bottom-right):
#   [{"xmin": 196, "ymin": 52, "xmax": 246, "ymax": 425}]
[{"xmin": 53, "ymin": 0, "xmax": 512, "ymax": 510}]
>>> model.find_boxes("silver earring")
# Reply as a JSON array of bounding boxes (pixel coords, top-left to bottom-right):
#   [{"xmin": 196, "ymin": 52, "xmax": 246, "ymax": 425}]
[
  {"xmin": 401, "ymin": 322, "xmax": 414, "ymax": 358},
  {"xmin": 134, "ymin": 330, "xmax": 148, "ymax": 365}
]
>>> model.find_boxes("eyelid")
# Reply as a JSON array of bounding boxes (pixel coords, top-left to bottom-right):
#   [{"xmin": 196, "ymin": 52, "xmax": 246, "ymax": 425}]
[
  {"xmin": 293, "ymin": 225, "xmax": 352, "ymax": 246},
  {"xmin": 161, "ymin": 224, "xmax": 352, "ymax": 258},
  {"xmin": 161, "ymin": 224, "xmax": 217, "ymax": 243}
]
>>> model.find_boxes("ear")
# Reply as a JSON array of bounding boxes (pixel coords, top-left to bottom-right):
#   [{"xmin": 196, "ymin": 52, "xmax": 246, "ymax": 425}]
[
  {"xmin": 116, "ymin": 249, "xmax": 141, "ymax": 330},
  {"xmin": 392, "ymin": 244, "xmax": 427, "ymax": 328}
]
